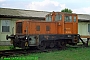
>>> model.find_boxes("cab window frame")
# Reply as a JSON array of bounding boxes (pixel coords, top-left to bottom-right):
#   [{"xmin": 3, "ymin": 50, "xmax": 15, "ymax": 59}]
[
  {"xmin": 46, "ymin": 15, "xmax": 52, "ymax": 22},
  {"xmin": 55, "ymin": 13, "xmax": 62, "ymax": 21},
  {"xmin": 65, "ymin": 15, "xmax": 72, "ymax": 22}
]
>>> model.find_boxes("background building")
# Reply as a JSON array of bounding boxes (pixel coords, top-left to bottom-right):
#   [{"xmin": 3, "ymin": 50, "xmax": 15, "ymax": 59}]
[
  {"xmin": 78, "ymin": 14, "xmax": 90, "ymax": 35},
  {"xmin": 0, "ymin": 8, "xmax": 90, "ymax": 45}
]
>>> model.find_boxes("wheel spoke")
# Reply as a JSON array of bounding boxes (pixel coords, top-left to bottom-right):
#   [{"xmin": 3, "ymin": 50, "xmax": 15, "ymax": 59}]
[
  {"xmin": 57, "ymin": 41, "xmax": 66, "ymax": 49},
  {"xmin": 49, "ymin": 42, "xmax": 55, "ymax": 48},
  {"xmin": 37, "ymin": 42, "xmax": 46, "ymax": 50}
]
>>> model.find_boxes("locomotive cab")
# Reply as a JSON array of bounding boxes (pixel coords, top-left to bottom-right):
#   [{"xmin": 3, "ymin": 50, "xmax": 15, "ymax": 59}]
[{"xmin": 46, "ymin": 12, "xmax": 78, "ymax": 34}]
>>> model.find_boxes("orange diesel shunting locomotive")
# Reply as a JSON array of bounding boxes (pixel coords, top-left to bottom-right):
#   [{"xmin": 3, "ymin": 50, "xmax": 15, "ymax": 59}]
[{"xmin": 6, "ymin": 12, "xmax": 79, "ymax": 50}]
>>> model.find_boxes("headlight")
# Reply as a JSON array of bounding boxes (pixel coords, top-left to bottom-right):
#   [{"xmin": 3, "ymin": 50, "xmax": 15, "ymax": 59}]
[{"xmin": 26, "ymin": 37, "xmax": 28, "ymax": 39}]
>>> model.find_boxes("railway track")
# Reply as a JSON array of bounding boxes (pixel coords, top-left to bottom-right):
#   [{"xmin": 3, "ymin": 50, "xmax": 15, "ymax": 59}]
[
  {"xmin": 0, "ymin": 47, "xmax": 60, "ymax": 58},
  {"xmin": 0, "ymin": 49, "xmax": 26, "ymax": 57},
  {"xmin": 0, "ymin": 44, "xmax": 89, "ymax": 58}
]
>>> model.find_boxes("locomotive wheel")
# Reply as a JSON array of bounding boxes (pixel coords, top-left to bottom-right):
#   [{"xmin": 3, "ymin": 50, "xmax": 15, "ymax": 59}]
[
  {"xmin": 49, "ymin": 42, "xmax": 55, "ymax": 48},
  {"xmin": 37, "ymin": 42, "xmax": 46, "ymax": 50},
  {"xmin": 57, "ymin": 41, "xmax": 66, "ymax": 49}
]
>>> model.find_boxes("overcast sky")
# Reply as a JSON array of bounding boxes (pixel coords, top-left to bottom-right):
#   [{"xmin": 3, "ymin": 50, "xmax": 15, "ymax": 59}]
[{"xmin": 0, "ymin": 0, "xmax": 90, "ymax": 14}]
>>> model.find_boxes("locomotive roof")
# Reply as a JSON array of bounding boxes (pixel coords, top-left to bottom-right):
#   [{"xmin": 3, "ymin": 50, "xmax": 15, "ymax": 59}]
[{"xmin": 46, "ymin": 12, "xmax": 77, "ymax": 16}]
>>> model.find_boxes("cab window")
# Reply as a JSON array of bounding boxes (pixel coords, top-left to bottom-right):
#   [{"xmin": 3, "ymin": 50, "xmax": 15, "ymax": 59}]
[
  {"xmin": 65, "ymin": 16, "xmax": 72, "ymax": 22},
  {"xmin": 74, "ymin": 16, "xmax": 76, "ymax": 22},
  {"xmin": 46, "ymin": 15, "xmax": 52, "ymax": 22},
  {"xmin": 55, "ymin": 14, "xmax": 62, "ymax": 21}
]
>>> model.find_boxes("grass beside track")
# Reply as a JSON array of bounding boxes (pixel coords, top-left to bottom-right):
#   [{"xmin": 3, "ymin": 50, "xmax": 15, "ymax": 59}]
[
  {"xmin": 19, "ymin": 47, "xmax": 90, "ymax": 60},
  {"xmin": 1, "ymin": 42, "xmax": 90, "ymax": 60},
  {"xmin": 0, "ymin": 46, "xmax": 10, "ymax": 50}
]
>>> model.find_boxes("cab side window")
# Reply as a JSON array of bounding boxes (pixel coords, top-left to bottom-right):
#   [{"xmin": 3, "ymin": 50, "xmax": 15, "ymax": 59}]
[
  {"xmin": 46, "ymin": 15, "xmax": 52, "ymax": 22},
  {"xmin": 55, "ymin": 13, "xmax": 62, "ymax": 21},
  {"xmin": 74, "ymin": 16, "xmax": 76, "ymax": 22},
  {"xmin": 65, "ymin": 16, "xmax": 72, "ymax": 22}
]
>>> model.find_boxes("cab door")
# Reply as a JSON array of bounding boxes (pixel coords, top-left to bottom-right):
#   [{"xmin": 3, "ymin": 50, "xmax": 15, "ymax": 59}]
[{"xmin": 64, "ymin": 15, "xmax": 73, "ymax": 34}]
